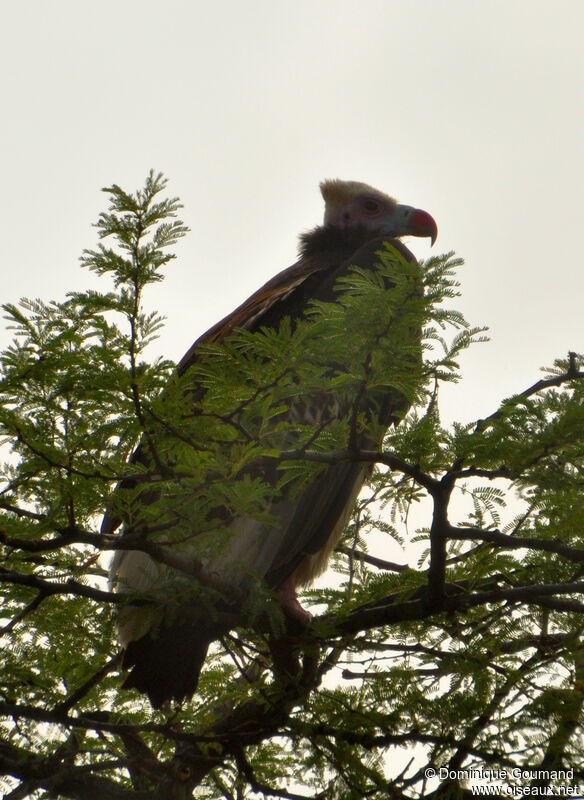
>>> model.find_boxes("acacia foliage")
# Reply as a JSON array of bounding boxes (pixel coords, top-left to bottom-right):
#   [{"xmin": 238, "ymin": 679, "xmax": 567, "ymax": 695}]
[{"xmin": 1, "ymin": 173, "xmax": 584, "ymax": 800}]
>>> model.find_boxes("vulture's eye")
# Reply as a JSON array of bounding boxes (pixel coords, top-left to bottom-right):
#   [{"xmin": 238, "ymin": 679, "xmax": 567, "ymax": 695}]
[{"xmin": 362, "ymin": 198, "xmax": 380, "ymax": 214}]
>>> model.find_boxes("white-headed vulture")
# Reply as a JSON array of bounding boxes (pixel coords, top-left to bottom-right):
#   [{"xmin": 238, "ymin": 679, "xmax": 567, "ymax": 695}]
[{"xmin": 104, "ymin": 179, "xmax": 437, "ymax": 707}]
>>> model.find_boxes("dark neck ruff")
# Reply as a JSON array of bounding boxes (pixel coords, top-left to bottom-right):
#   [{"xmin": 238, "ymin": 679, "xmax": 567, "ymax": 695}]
[{"xmin": 298, "ymin": 225, "xmax": 376, "ymax": 262}]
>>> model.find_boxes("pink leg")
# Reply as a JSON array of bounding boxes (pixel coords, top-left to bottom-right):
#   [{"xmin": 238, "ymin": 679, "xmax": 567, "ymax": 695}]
[{"xmin": 276, "ymin": 577, "xmax": 312, "ymax": 623}]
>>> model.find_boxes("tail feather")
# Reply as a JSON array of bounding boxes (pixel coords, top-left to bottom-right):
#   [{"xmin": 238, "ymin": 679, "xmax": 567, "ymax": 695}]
[{"xmin": 122, "ymin": 621, "xmax": 223, "ymax": 708}]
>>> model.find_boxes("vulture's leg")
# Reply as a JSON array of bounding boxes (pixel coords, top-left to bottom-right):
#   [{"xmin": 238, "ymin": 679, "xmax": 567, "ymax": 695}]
[{"xmin": 276, "ymin": 577, "xmax": 312, "ymax": 622}]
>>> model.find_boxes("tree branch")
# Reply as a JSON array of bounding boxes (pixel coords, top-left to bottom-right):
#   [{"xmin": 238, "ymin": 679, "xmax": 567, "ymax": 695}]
[
  {"xmin": 0, "ymin": 566, "xmax": 120, "ymax": 603},
  {"xmin": 473, "ymin": 353, "xmax": 584, "ymax": 434},
  {"xmin": 277, "ymin": 446, "xmax": 441, "ymax": 494},
  {"xmin": 335, "ymin": 544, "xmax": 408, "ymax": 572},
  {"xmin": 328, "ymin": 581, "xmax": 584, "ymax": 635},
  {"xmin": 447, "ymin": 525, "xmax": 584, "ymax": 563}
]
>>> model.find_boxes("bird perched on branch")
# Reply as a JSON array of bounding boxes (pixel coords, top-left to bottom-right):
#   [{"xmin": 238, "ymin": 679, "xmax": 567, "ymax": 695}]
[{"xmin": 105, "ymin": 179, "xmax": 437, "ymax": 707}]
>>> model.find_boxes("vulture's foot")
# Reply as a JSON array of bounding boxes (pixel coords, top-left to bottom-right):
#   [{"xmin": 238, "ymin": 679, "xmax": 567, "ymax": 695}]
[{"xmin": 276, "ymin": 577, "xmax": 312, "ymax": 623}]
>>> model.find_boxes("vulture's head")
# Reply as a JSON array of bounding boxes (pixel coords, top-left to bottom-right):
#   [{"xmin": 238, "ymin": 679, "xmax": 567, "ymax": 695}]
[{"xmin": 320, "ymin": 179, "xmax": 437, "ymax": 245}]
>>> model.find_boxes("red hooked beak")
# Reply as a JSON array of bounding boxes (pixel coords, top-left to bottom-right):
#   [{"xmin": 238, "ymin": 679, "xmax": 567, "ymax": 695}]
[
  {"xmin": 409, "ymin": 208, "xmax": 438, "ymax": 246},
  {"xmin": 388, "ymin": 204, "xmax": 438, "ymax": 246}
]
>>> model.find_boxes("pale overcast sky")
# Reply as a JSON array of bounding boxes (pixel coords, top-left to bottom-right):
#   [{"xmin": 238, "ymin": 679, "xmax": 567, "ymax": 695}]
[{"xmin": 2, "ymin": 0, "xmax": 583, "ymax": 426}]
